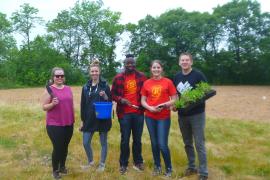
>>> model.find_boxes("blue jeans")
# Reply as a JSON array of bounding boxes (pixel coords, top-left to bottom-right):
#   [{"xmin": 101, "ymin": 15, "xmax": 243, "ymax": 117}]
[
  {"xmin": 145, "ymin": 117, "xmax": 172, "ymax": 171},
  {"xmin": 83, "ymin": 131, "xmax": 108, "ymax": 164},
  {"xmin": 178, "ymin": 112, "xmax": 208, "ymax": 177},
  {"xmin": 119, "ymin": 113, "xmax": 144, "ymax": 167}
]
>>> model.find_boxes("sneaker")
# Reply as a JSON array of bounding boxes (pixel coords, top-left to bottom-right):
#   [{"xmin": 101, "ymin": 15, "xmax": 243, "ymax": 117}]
[
  {"xmin": 199, "ymin": 175, "xmax": 208, "ymax": 180},
  {"xmin": 152, "ymin": 166, "xmax": 162, "ymax": 176},
  {"xmin": 164, "ymin": 168, "xmax": 172, "ymax": 177},
  {"xmin": 81, "ymin": 161, "xmax": 94, "ymax": 170},
  {"xmin": 133, "ymin": 163, "xmax": 144, "ymax": 171},
  {"xmin": 52, "ymin": 170, "xmax": 61, "ymax": 179},
  {"xmin": 59, "ymin": 167, "xmax": 68, "ymax": 175},
  {"xmin": 97, "ymin": 163, "xmax": 105, "ymax": 172},
  {"xmin": 183, "ymin": 168, "xmax": 198, "ymax": 176},
  {"xmin": 120, "ymin": 166, "xmax": 127, "ymax": 175}
]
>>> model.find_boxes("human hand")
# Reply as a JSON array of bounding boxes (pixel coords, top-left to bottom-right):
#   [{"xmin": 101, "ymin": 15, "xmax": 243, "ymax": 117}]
[
  {"xmin": 148, "ymin": 106, "xmax": 162, "ymax": 113},
  {"xmin": 171, "ymin": 106, "xmax": 177, "ymax": 112},
  {"xmin": 79, "ymin": 125, "xmax": 83, "ymax": 132},
  {"xmin": 120, "ymin": 98, "xmax": 131, "ymax": 106},
  {"xmin": 51, "ymin": 97, "xmax": 59, "ymax": 106},
  {"xmin": 156, "ymin": 104, "xmax": 165, "ymax": 110},
  {"xmin": 99, "ymin": 90, "xmax": 108, "ymax": 100},
  {"xmin": 131, "ymin": 105, "xmax": 139, "ymax": 109},
  {"xmin": 157, "ymin": 101, "xmax": 172, "ymax": 109}
]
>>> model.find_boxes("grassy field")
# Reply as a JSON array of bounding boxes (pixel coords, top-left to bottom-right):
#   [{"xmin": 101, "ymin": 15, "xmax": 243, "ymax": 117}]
[{"xmin": 0, "ymin": 87, "xmax": 270, "ymax": 180}]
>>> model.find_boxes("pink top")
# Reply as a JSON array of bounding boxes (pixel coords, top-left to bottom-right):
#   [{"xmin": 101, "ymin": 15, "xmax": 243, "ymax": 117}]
[{"xmin": 46, "ymin": 85, "xmax": 75, "ymax": 126}]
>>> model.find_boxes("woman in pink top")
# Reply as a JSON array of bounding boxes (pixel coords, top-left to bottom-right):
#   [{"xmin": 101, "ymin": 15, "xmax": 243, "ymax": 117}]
[{"xmin": 42, "ymin": 67, "xmax": 74, "ymax": 179}]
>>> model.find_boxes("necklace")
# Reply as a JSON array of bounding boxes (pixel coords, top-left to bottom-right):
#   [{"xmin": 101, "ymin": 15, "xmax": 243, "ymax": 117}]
[{"xmin": 88, "ymin": 83, "xmax": 98, "ymax": 97}]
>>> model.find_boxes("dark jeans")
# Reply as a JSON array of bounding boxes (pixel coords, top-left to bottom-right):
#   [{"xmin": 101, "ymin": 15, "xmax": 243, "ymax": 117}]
[
  {"xmin": 46, "ymin": 125, "xmax": 73, "ymax": 171},
  {"xmin": 145, "ymin": 117, "xmax": 172, "ymax": 170},
  {"xmin": 118, "ymin": 113, "xmax": 144, "ymax": 167},
  {"xmin": 178, "ymin": 112, "xmax": 208, "ymax": 176}
]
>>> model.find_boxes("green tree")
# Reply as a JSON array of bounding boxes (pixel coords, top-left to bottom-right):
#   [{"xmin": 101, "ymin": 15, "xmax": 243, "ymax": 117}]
[
  {"xmin": 11, "ymin": 3, "xmax": 43, "ymax": 52},
  {"xmin": 0, "ymin": 12, "xmax": 16, "ymax": 62},
  {"xmin": 0, "ymin": 12, "xmax": 18, "ymax": 86},
  {"xmin": 258, "ymin": 12, "xmax": 270, "ymax": 84},
  {"xmin": 47, "ymin": 10, "xmax": 83, "ymax": 65},
  {"xmin": 48, "ymin": 0, "xmax": 123, "ymax": 80},
  {"xmin": 213, "ymin": 0, "xmax": 264, "ymax": 83},
  {"xmin": 127, "ymin": 15, "xmax": 168, "ymax": 77},
  {"xmin": 15, "ymin": 35, "xmax": 85, "ymax": 86}
]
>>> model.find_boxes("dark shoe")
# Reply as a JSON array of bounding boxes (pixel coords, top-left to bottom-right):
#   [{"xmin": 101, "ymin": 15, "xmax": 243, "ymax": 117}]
[
  {"xmin": 183, "ymin": 168, "xmax": 198, "ymax": 176},
  {"xmin": 52, "ymin": 170, "xmax": 61, "ymax": 179},
  {"xmin": 199, "ymin": 175, "xmax": 208, "ymax": 180},
  {"xmin": 152, "ymin": 166, "xmax": 162, "ymax": 176},
  {"xmin": 59, "ymin": 167, "xmax": 68, "ymax": 175},
  {"xmin": 133, "ymin": 163, "xmax": 144, "ymax": 171},
  {"xmin": 120, "ymin": 166, "xmax": 127, "ymax": 175}
]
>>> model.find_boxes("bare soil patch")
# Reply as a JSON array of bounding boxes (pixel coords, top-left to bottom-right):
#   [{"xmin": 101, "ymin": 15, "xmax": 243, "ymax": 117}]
[
  {"xmin": 206, "ymin": 86, "xmax": 270, "ymax": 122},
  {"xmin": 0, "ymin": 86, "xmax": 269, "ymax": 122}
]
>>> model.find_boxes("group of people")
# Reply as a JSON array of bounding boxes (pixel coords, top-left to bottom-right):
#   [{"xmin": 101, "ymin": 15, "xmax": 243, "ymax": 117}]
[{"xmin": 41, "ymin": 52, "xmax": 209, "ymax": 180}]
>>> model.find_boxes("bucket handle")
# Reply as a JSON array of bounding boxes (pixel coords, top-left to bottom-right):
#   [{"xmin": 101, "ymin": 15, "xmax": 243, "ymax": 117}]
[
  {"xmin": 98, "ymin": 90, "xmax": 109, "ymax": 102},
  {"xmin": 98, "ymin": 89, "xmax": 114, "ymax": 119}
]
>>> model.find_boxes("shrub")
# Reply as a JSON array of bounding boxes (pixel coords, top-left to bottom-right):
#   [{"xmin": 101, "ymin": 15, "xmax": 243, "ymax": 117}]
[{"xmin": 175, "ymin": 82, "xmax": 212, "ymax": 109}]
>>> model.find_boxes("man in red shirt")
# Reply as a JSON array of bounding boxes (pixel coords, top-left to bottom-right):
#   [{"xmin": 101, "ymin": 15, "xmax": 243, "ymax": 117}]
[{"xmin": 111, "ymin": 54, "xmax": 147, "ymax": 174}]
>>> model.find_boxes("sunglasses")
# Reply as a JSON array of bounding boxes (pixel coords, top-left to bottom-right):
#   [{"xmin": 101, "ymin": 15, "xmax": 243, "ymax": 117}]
[{"xmin": 54, "ymin": 75, "xmax": 65, "ymax": 78}]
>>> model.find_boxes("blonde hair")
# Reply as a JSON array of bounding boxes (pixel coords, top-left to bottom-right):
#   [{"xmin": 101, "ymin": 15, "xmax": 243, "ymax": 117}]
[
  {"xmin": 49, "ymin": 67, "xmax": 64, "ymax": 84},
  {"xmin": 89, "ymin": 59, "xmax": 100, "ymax": 69}
]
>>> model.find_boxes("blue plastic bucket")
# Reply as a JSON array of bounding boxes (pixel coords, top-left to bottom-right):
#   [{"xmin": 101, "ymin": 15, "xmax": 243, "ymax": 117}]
[{"xmin": 94, "ymin": 102, "xmax": 113, "ymax": 120}]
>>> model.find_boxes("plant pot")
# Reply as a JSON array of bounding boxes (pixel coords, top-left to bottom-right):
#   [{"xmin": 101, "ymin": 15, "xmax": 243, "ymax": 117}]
[{"xmin": 179, "ymin": 89, "xmax": 216, "ymax": 113}]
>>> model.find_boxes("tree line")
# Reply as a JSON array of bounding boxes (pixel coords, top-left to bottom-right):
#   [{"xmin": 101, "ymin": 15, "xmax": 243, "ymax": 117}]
[{"xmin": 0, "ymin": 0, "xmax": 270, "ymax": 88}]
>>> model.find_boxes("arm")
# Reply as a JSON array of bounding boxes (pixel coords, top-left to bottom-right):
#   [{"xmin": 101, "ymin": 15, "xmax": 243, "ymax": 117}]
[
  {"xmin": 99, "ymin": 84, "xmax": 111, "ymax": 101},
  {"xmin": 41, "ymin": 89, "xmax": 58, "ymax": 111},
  {"xmin": 157, "ymin": 79, "xmax": 178, "ymax": 109},
  {"xmin": 158, "ymin": 94, "xmax": 178, "ymax": 108},
  {"xmin": 71, "ymin": 88, "xmax": 75, "ymax": 120},
  {"xmin": 141, "ymin": 95, "xmax": 160, "ymax": 113},
  {"xmin": 111, "ymin": 77, "xmax": 131, "ymax": 105}
]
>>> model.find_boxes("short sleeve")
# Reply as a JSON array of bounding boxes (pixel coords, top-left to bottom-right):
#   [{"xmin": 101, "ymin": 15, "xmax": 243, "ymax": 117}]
[
  {"xmin": 140, "ymin": 83, "xmax": 147, "ymax": 96},
  {"xmin": 168, "ymin": 79, "xmax": 177, "ymax": 96}
]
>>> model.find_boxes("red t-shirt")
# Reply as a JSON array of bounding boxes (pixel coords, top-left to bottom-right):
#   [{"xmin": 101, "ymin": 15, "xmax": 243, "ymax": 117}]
[
  {"xmin": 141, "ymin": 77, "xmax": 177, "ymax": 120},
  {"xmin": 123, "ymin": 73, "xmax": 139, "ymax": 113}
]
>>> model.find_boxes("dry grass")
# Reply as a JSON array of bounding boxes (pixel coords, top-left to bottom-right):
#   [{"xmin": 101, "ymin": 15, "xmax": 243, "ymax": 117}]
[
  {"xmin": 207, "ymin": 86, "xmax": 270, "ymax": 122},
  {"xmin": 1, "ymin": 85, "xmax": 270, "ymax": 122},
  {"xmin": 0, "ymin": 86, "xmax": 270, "ymax": 180}
]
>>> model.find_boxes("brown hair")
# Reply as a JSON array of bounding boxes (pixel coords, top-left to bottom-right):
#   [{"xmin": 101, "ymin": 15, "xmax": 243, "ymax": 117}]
[
  {"xmin": 151, "ymin": 60, "xmax": 163, "ymax": 68},
  {"xmin": 179, "ymin": 52, "xmax": 193, "ymax": 61}
]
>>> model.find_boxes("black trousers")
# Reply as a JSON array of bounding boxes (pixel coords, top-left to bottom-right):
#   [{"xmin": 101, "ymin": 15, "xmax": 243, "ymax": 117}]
[{"xmin": 46, "ymin": 125, "xmax": 73, "ymax": 171}]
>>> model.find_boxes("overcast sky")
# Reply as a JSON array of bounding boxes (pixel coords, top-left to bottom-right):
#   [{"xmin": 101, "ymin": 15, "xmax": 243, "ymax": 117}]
[
  {"xmin": 1, "ymin": 0, "xmax": 269, "ymax": 59},
  {"xmin": 1, "ymin": 0, "xmax": 269, "ymax": 23}
]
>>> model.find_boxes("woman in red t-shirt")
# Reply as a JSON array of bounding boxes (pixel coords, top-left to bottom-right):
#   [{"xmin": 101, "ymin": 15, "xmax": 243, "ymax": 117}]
[{"xmin": 141, "ymin": 60, "xmax": 178, "ymax": 177}]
